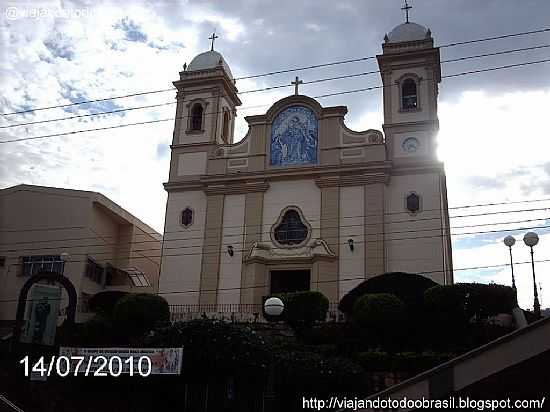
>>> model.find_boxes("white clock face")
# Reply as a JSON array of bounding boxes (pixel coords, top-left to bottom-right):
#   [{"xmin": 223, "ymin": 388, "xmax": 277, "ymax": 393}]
[{"xmin": 402, "ymin": 137, "xmax": 420, "ymax": 153}]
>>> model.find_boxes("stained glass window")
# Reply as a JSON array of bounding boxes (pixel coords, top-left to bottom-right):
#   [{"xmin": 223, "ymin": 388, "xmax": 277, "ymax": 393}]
[{"xmin": 274, "ymin": 209, "xmax": 308, "ymax": 245}]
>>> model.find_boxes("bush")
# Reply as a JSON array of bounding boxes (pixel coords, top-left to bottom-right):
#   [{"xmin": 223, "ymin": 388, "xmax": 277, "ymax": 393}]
[
  {"xmin": 339, "ymin": 272, "xmax": 437, "ymax": 315},
  {"xmin": 113, "ymin": 293, "xmax": 170, "ymax": 338},
  {"xmin": 271, "ymin": 291, "xmax": 329, "ymax": 328},
  {"xmin": 353, "ymin": 293, "xmax": 405, "ymax": 328},
  {"xmin": 143, "ymin": 319, "xmax": 271, "ymax": 379},
  {"xmin": 275, "ymin": 350, "xmax": 364, "ymax": 398},
  {"xmin": 424, "ymin": 283, "xmax": 517, "ymax": 323},
  {"xmin": 88, "ymin": 291, "xmax": 129, "ymax": 318}
]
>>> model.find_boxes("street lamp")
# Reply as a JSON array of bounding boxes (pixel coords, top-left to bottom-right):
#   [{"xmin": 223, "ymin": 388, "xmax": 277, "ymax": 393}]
[
  {"xmin": 523, "ymin": 232, "xmax": 540, "ymax": 318},
  {"xmin": 264, "ymin": 297, "xmax": 284, "ymax": 317},
  {"xmin": 503, "ymin": 235, "xmax": 516, "ymax": 290}
]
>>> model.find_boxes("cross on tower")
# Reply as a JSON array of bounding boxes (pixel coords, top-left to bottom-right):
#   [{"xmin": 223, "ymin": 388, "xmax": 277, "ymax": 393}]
[
  {"xmin": 401, "ymin": 0, "xmax": 412, "ymax": 23},
  {"xmin": 208, "ymin": 31, "xmax": 219, "ymax": 51},
  {"xmin": 291, "ymin": 76, "xmax": 303, "ymax": 95}
]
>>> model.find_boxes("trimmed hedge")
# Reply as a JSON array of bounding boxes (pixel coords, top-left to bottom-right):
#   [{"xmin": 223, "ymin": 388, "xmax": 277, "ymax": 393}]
[
  {"xmin": 113, "ymin": 293, "xmax": 170, "ymax": 338},
  {"xmin": 270, "ymin": 291, "xmax": 329, "ymax": 328},
  {"xmin": 352, "ymin": 293, "xmax": 405, "ymax": 329},
  {"xmin": 88, "ymin": 291, "xmax": 128, "ymax": 317},
  {"xmin": 339, "ymin": 272, "xmax": 437, "ymax": 315},
  {"xmin": 424, "ymin": 283, "xmax": 517, "ymax": 322}
]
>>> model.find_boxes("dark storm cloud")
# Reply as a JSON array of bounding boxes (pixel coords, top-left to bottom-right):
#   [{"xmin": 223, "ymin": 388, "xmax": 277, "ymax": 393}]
[{"xmin": 155, "ymin": 0, "xmax": 550, "ymax": 123}]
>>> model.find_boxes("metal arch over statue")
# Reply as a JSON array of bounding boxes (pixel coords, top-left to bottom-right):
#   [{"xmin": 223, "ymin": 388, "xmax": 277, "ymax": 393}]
[{"xmin": 12, "ymin": 270, "xmax": 78, "ymax": 348}]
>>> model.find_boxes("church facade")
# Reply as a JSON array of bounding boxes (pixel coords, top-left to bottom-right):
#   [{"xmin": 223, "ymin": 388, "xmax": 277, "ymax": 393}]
[{"xmin": 159, "ymin": 21, "xmax": 453, "ymax": 307}]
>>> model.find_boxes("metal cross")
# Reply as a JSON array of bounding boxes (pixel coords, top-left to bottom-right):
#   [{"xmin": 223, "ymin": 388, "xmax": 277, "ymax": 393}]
[
  {"xmin": 401, "ymin": 0, "xmax": 412, "ymax": 23},
  {"xmin": 291, "ymin": 76, "xmax": 303, "ymax": 95},
  {"xmin": 209, "ymin": 31, "xmax": 219, "ymax": 51}
]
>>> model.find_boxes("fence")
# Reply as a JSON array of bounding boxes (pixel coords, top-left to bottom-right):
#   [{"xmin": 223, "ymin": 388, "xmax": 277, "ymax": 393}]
[{"xmin": 169, "ymin": 302, "xmax": 345, "ymax": 323}]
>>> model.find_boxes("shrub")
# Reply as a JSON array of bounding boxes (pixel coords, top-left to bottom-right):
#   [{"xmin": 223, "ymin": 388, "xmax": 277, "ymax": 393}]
[
  {"xmin": 352, "ymin": 293, "xmax": 405, "ymax": 328},
  {"xmin": 143, "ymin": 319, "xmax": 271, "ymax": 379},
  {"xmin": 88, "ymin": 291, "xmax": 128, "ymax": 318},
  {"xmin": 424, "ymin": 283, "xmax": 517, "ymax": 323},
  {"xmin": 339, "ymin": 272, "xmax": 437, "ymax": 315},
  {"xmin": 113, "ymin": 293, "xmax": 170, "ymax": 338},
  {"xmin": 271, "ymin": 291, "xmax": 329, "ymax": 328},
  {"xmin": 275, "ymin": 350, "xmax": 364, "ymax": 398}
]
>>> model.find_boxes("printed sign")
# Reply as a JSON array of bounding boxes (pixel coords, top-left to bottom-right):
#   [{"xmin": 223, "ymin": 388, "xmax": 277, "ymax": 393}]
[
  {"xmin": 21, "ymin": 284, "xmax": 61, "ymax": 346},
  {"xmin": 58, "ymin": 347, "xmax": 184, "ymax": 375}
]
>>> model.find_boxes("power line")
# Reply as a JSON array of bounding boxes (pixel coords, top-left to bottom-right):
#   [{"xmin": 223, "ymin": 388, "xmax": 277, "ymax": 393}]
[
  {"xmin": 3, "ymin": 43, "xmax": 549, "ymax": 130},
  {"xmin": 2, "ymin": 27, "xmax": 549, "ymax": 117},
  {"xmin": 1, "ymin": 257, "xmax": 549, "ymax": 304},
  {"xmin": 2, "ymin": 56, "xmax": 549, "ymax": 145}
]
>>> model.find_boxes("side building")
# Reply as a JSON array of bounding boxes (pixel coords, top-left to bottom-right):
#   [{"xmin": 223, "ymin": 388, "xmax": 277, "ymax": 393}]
[{"xmin": 0, "ymin": 184, "xmax": 161, "ymax": 325}]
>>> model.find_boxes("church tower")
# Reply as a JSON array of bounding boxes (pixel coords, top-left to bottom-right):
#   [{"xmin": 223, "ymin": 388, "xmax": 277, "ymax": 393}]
[{"xmin": 377, "ymin": 15, "xmax": 453, "ymax": 285}]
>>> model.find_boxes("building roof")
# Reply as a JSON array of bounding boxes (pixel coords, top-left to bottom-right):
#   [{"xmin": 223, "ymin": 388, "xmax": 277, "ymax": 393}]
[
  {"xmin": 187, "ymin": 50, "xmax": 233, "ymax": 79},
  {"xmin": 386, "ymin": 21, "xmax": 430, "ymax": 43},
  {"xmin": 0, "ymin": 184, "xmax": 161, "ymax": 240}
]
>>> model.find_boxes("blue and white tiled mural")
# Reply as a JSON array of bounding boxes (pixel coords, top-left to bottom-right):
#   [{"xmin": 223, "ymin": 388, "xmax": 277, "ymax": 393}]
[{"xmin": 270, "ymin": 106, "xmax": 318, "ymax": 166}]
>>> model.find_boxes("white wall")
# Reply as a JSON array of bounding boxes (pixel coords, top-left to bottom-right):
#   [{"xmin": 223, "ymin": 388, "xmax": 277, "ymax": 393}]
[
  {"xmin": 339, "ymin": 186, "xmax": 365, "ymax": 299},
  {"xmin": 217, "ymin": 194, "xmax": 245, "ymax": 305},
  {"xmin": 159, "ymin": 190, "xmax": 206, "ymax": 305},
  {"xmin": 384, "ymin": 173, "xmax": 446, "ymax": 284},
  {"xmin": 262, "ymin": 180, "xmax": 321, "ymax": 244}
]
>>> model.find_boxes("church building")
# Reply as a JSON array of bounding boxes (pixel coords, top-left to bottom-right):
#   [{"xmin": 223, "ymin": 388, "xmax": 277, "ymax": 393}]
[{"xmin": 159, "ymin": 19, "xmax": 453, "ymax": 308}]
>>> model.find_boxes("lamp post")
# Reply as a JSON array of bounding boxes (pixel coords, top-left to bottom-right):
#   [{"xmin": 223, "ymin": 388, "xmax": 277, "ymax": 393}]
[
  {"xmin": 523, "ymin": 232, "xmax": 541, "ymax": 318},
  {"xmin": 503, "ymin": 235, "xmax": 516, "ymax": 290},
  {"xmin": 263, "ymin": 297, "xmax": 284, "ymax": 412}
]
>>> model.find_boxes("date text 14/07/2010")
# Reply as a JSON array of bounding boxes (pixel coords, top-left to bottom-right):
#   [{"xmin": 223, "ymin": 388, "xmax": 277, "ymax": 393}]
[{"xmin": 20, "ymin": 355, "xmax": 152, "ymax": 377}]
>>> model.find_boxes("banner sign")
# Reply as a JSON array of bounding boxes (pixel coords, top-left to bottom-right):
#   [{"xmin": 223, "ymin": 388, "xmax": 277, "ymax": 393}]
[
  {"xmin": 58, "ymin": 347, "xmax": 183, "ymax": 376},
  {"xmin": 21, "ymin": 284, "xmax": 61, "ymax": 346}
]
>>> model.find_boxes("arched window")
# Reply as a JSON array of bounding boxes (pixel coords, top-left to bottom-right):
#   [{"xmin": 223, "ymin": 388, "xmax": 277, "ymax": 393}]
[
  {"xmin": 273, "ymin": 209, "xmax": 309, "ymax": 246},
  {"xmin": 401, "ymin": 79, "xmax": 418, "ymax": 109},
  {"xmin": 406, "ymin": 192, "xmax": 421, "ymax": 213},
  {"xmin": 190, "ymin": 103, "xmax": 203, "ymax": 131},
  {"xmin": 222, "ymin": 110, "xmax": 230, "ymax": 143}
]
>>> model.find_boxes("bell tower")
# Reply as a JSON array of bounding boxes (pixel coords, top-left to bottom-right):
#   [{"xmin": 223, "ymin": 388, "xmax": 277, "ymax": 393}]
[
  {"xmin": 377, "ymin": 20, "xmax": 441, "ymax": 164},
  {"xmin": 172, "ymin": 46, "xmax": 241, "ymax": 148}
]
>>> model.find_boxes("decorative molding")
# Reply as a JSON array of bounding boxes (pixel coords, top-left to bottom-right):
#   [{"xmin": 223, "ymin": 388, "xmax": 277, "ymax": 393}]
[
  {"xmin": 203, "ymin": 182, "xmax": 270, "ymax": 195},
  {"xmin": 315, "ymin": 172, "xmax": 389, "ymax": 188},
  {"xmin": 244, "ymin": 239, "xmax": 336, "ymax": 264}
]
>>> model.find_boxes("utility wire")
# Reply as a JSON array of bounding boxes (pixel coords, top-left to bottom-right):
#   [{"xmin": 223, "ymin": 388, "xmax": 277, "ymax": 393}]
[
  {"xmin": 2, "ymin": 57, "xmax": 549, "ymax": 144},
  {"xmin": 3, "ymin": 43, "xmax": 549, "ymax": 130},
  {"xmin": 1, "ymin": 257, "xmax": 549, "ymax": 304},
  {"xmin": 2, "ymin": 27, "xmax": 549, "ymax": 116}
]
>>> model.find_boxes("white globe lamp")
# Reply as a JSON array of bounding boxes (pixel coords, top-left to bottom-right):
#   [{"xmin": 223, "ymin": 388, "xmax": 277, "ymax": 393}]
[{"xmin": 264, "ymin": 297, "xmax": 284, "ymax": 317}]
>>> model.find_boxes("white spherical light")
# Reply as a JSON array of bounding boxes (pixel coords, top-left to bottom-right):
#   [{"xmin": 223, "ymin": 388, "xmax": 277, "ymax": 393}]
[
  {"xmin": 264, "ymin": 297, "xmax": 284, "ymax": 317},
  {"xmin": 60, "ymin": 252, "xmax": 71, "ymax": 262},
  {"xmin": 523, "ymin": 232, "xmax": 539, "ymax": 247},
  {"xmin": 503, "ymin": 235, "xmax": 516, "ymax": 247}
]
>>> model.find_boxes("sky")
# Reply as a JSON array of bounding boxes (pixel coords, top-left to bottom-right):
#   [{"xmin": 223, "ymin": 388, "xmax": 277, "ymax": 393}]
[{"xmin": 1, "ymin": 0, "xmax": 550, "ymax": 310}]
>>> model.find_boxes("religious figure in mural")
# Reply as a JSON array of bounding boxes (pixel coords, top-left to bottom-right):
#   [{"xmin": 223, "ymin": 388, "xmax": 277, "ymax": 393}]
[{"xmin": 270, "ymin": 106, "xmax": 318, "ymax": 166}]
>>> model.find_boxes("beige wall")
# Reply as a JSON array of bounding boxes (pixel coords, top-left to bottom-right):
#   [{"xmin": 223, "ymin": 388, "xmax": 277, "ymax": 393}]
[
  {"xmin": 217, "ymin": 194, "xmax": 245, "ymax": 305},
  {"xmin": 0, "ymin": 186, "xmax": 161, "ymax": 321},
  {"xmin": 339, "ymin": 186, "xmax": 365, "ymax": 299},
  {"xmin": 384, "ymin": 172, "xmax": 447, "ymax": 283},
  {"xmin": 159, "ymin": 190, "xmax": 206, "ymax": 305}
]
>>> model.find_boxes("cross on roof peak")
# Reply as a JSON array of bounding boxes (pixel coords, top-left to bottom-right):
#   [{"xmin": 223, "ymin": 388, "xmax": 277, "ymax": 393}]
[
  {"xmin": 401, "ymin": 0, "xmax": 412, "ymax": 23},
  {"xmin": 208, "ymin": 31, "xmax": 219, "ymax": 51},
  {"xmin": 291, "ymin": 76, "xmax": 303, "ymax": 95}
]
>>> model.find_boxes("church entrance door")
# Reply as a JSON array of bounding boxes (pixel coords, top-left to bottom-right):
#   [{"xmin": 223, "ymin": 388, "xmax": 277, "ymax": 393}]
[{"xmin": 270, "ymin": 270, "xmax": 310, "ymax": 294}]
